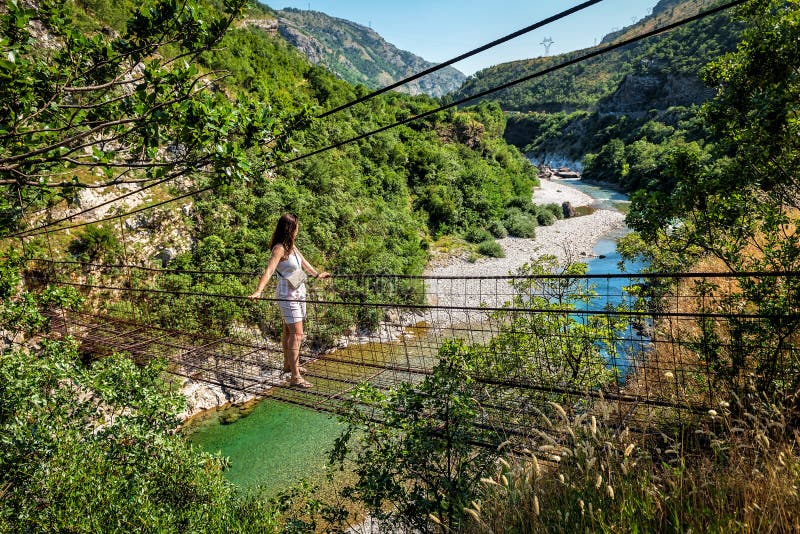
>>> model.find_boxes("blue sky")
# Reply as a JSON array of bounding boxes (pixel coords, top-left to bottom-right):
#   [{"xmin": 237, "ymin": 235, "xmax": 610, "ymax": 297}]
[{"xmin": 267, "ymin": 1, "xmax": 660, "ymax": 75}]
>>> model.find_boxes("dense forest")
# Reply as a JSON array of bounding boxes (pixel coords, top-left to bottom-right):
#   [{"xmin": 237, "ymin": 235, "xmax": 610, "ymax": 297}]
[{"xmin": 0, "ymin": 0, "xmax": 550, "ymax": 275}]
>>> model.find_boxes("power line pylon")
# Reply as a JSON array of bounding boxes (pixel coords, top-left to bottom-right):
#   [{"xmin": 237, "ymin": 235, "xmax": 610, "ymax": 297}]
[{"xmin": 540, "ymin": 36, "xmax": 554, "ymax": 56}]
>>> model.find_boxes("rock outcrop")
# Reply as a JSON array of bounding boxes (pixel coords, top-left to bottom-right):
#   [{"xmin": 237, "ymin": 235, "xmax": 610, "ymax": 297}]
[
  {"xmin": 238, "ymin": 17, "xmax": 278, "ymax": 35},
  {"xmin": 597, "ymin": 73, "xmax": 714, "ymax": 114}
]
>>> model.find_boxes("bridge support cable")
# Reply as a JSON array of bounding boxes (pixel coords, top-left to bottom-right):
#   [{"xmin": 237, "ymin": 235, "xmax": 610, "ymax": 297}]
[
  {"xmin": 315, "ymin": 0, "xmax": 606, "ymax": 119},
  {"xmin": 7, "ymin": 0, "xmax": 746, "ymax": 241},
  {"xmin": 32, "ymin": 258, "xmax": 800, "ymax": 441}
]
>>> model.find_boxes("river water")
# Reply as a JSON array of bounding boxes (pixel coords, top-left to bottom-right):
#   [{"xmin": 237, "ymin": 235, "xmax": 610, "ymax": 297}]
[{"xmin": 186, "ymin": 180, "xmax": 640, "ymax": 495}]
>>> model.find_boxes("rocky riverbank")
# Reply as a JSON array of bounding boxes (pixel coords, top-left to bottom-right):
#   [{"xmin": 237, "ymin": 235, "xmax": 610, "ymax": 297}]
[
  {"xmin": 180, "ymin": 179, "xmax": 625, "ymax": 421},
  {"xmin": 423, "ymin": 178, "xmax": 626, "ymax": 315}
]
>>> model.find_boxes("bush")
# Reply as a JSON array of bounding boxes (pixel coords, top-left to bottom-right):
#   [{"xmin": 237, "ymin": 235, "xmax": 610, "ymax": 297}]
[
  {"xmin": 505, "ymin": 195, "xmax": 536, "ymax": 214},
  {"xmin": 0, "ymin": 339, "xmax": 285, "ymax": 532},
  {"xmin": 330, "ymin": 340, "xmax": 501, "ymax": 533},
  {"xmin": 67, "ymin": 225, "xmax": 122, "ymax": 263},
  {"xmin": 535, "ymin": 206, "xmax": 557, "ymax": 226},
  {"xmin": 486, "ymin": 219, "xmax": 508, "ymax": 238},
  {"xmin": 503, "ymin": 208, "xmax": 537, "ymax": 238},
  {"xmin": 477, "ymin": 239, "xmax": 505, "ymax": 258},
  {"xmin": 464, "ymin": 227, "xmax": 493, "ymax": 244},
  {"xmin": 543, "ymin": 202, "xmax": 564, "ymax": 220}
]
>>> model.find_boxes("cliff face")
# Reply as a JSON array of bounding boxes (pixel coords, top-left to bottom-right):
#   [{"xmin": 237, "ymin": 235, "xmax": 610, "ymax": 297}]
[
  {"xmin": 598, "ymin": 72, "xmax": 714, "ymax": 113},
  {"xmin": 275, "ymin": 9, "xmax": 465, "ymax": 97}
]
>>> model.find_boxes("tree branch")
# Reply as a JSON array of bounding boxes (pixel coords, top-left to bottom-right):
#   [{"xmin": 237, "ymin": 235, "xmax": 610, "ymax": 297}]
[{"xmin": 1, "ymin": 70, "xmax": 224, "ymax": 170}]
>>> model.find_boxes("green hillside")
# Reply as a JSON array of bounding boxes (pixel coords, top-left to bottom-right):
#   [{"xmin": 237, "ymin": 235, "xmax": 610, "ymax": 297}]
[
  {"xmin": 273, "ymin": 7, "xmax": 465, "ymax": 97},
  {"xmin": 455, "ymin": 0, "xmax": 739, "ymax": 113},
  {"xmin": 1, "ymin": 0, "xmax": 543, "ymax": 301},
  {"xmin": 463, "ymin": 0, "xmax": 745, "ymax": 195}
]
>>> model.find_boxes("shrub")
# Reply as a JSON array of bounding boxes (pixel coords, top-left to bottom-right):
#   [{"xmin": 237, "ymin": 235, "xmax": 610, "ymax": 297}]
[
  {"xmin": 330, "ymin": 340, "xmax": 501, "ymax": 533},
  {"xmin": 477, "ymin": 239, "xmax": 505, "ymax": 258},
  {"xmin": 535, "ymin": 206, "xmax": 557, "ymax": 226},
  {"xmin": 505, "ymin": 195, "xmax": 536, "ymax": 214},
  {"xmin": 67, "ymin": 225, "xmax": 122, "ymax": 263},
  {"xmin": 543, "ymin": 202, "xmax": 564, "ymax": 220},
  {"xmin": 503, "ymin": 208, "xmax": 537, "ymax": 238},
  {"xmin": 464, "ymin": 227, "xmax": 493, "ymax": 244},
  {"xmin": 486, "ymin": 219, "xmax": 508, "ymax": 238}
]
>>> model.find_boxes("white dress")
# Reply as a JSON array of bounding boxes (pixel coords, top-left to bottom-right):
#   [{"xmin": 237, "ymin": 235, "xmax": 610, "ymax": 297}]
[{"xmin": 275, "ymin": 247, "xmax": 307, "ymax": 324}]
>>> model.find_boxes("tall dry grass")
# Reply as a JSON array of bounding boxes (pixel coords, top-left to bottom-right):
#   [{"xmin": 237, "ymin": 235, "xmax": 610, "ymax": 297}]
[{"xmin": 463, "ymin": 395, "xmax": 800, "ymax": 533}]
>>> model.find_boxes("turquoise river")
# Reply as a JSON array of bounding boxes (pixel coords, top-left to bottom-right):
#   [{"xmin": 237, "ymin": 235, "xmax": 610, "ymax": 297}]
[{"xmin": 186, "ymin": 180, "xmax": 642, "ymax": 495}]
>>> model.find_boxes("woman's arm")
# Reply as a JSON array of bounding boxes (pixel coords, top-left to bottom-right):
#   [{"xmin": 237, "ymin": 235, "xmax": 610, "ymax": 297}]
[
  {"xmin": 248, "ymin": 245, "xmax": 284, "ymax": 299},
  {"xmin": 297, "ymin": 248, "xmax": 330, "ymax": 279}
]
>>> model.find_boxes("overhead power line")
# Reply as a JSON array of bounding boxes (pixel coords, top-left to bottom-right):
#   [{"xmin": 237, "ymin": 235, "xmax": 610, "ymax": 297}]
[
  {"xmin": 315, "ymin": 0, "xmax": 605, "ymax": 119},
  {"xmin": 8, "ymin": 0, "xmax": 745, "ymax": 239},
  {"xmin": 6, "ymin": 1, "xmax": 605, "ymax": 240},
  {"xmin": 255, "ymin": 0, "xmax": 748, "ymax": 170}
]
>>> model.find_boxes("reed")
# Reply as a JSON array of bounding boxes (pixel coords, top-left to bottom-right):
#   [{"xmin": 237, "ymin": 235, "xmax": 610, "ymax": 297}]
[{"xmin": 464, "ymin": 396, "xmax": 800, "ymax": 533}]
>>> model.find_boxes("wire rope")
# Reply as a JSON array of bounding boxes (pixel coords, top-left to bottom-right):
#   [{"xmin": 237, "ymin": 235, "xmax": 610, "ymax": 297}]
[
  {"xmin": 315, "ymin": 0, "xmax": 606, "ymax": 119},
  {"xmin": 6, "ymin": 0, "xmax": 745, "ymax": 239}
]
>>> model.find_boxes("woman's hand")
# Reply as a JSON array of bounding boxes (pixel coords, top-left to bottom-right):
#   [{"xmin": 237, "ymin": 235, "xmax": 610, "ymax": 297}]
[
  {"xmin": 316, "ymin": 272, "xmax": 331, "ymax": 279},
  {"xmin": 247, "ymin": 290, "xmax": 262, "ymax": 300}
]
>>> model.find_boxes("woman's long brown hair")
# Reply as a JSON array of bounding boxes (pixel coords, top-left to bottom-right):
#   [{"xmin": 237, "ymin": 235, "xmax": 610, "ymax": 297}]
[{"xmin": 269, "ymin": 213, "xmax": 298, "ymax": 255}]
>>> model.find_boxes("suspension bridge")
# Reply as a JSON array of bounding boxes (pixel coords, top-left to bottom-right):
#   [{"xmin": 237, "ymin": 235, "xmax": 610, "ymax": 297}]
[
  {"xmin": 4, "ymin": 0, "xmax": 791, "ymax": 446},
  {"xmin": 25, "ymin": 257, "xmax": 799, "ymax": 441}
]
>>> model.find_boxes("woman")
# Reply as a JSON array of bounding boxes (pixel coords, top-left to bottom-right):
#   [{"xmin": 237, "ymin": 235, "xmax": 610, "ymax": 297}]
[{"xmin": 248, "ymin": 214, "xmax": 329, "ymax": 388}]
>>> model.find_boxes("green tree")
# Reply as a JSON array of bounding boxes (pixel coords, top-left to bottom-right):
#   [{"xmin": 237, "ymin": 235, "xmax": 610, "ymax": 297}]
[
  {"xmin": 330, "ymin": 340, "xmax": 501, "ymax": 533},
  {"xmin": 67, "ymin": 224, "xmax": 123, "ymax": 263},
  {"xmin": 626, "ymin": 0, "xmax": 800, "ymax": 400},
  {"xmin": 482, "ymin": 257, "xmax": 624, "ymax": 408},
  {"xmin": 0, "ymin": 0, "xmax": 290, "ymax": 235}
]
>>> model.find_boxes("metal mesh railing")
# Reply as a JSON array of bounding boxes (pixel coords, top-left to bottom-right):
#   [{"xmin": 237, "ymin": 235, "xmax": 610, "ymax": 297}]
[{"xmin": 29, "ymin": 259, "xmax": 800, "ymax": 440}]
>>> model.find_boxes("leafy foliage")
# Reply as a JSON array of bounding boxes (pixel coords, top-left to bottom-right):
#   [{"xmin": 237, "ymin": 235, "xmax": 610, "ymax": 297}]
[
  {"xmin": 0, "ymin": 0, "xmax": 293, "ymax": 234},
  {"xmin": 484, "ymin": 257, "xmax": 623, "ymax": 399},
  {"xmin": 330, "ymin": 340, "xmax": 502, "ymax": 533},
  {"xmin": 0, "ymin": 256, "xmax": 303, "ymax": 532},
  {"xmin": 624, "ymin": 0, "xmax": 800, "ymax": 402},
  {"xmin": 67, "ymin": 224, "xmax": 123, "ymax": 263}
]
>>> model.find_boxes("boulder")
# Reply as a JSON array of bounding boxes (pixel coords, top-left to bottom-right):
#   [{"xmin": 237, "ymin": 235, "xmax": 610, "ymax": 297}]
[{"xmin": 155, "ymin": 247, "xmax": 176, "ymax": 268}]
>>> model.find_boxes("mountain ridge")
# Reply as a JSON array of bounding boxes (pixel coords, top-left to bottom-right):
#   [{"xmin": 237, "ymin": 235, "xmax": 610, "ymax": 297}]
[
  {"xmin": 454, "ymin": 0, "xmax": 738, "ymax": 114},
  {"xmin": 274, "ymin": 8, "xmax": 465, "ymax": 97}
]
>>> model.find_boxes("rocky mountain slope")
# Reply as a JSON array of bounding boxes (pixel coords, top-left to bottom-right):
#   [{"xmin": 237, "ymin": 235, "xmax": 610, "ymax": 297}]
[
  {"xmin": 274, "ymin": 8, "xmax": 465, "ymax": 97},
  {"xmin": 449, "ymin": 0, "xmax": 744, "ymax": 170},
  {"xmin": 454, "ymin": 0, "xmax": 739, "ymax": 114}
]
